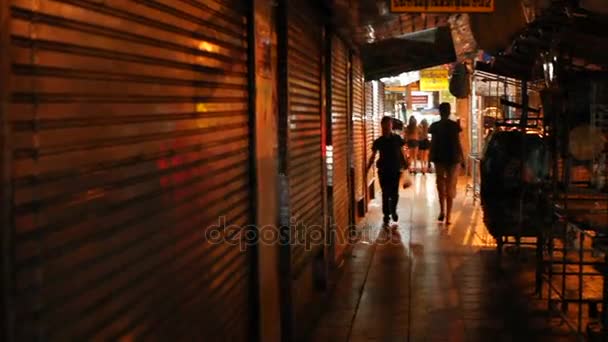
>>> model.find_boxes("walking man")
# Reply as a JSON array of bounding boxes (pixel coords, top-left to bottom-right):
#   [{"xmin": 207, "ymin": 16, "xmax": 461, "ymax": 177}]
[
  {"xmin": 367, "ymin": 116, "xmax": 408, "ymax": 227},
  {"xmin": 429, "ymin": 103, "xmax": 465, "ymax": 225}
]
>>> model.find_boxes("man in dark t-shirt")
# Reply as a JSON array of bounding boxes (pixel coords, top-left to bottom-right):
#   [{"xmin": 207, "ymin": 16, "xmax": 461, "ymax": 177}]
[
  {"xmin": 367, "ymin": 116, "xmax": 407, "ymax": 226},
  {"xmin": 429, "ymin": 103, "xmax": 465, "ymax": 225}
]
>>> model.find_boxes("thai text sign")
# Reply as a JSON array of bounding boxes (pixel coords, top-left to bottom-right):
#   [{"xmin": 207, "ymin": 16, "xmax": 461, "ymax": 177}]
[
  {"xmin": 390, "ymin": 0, "xmax": 494, "ymax": 13},
  {"xmin": 419, "ymin": 68, "xmax": 449, "ymax": 91},
  {"xmin": 412, "ymin": 95, "xmax": 429, "ymax": 105},
  {"xmin": 385, "ymin": 86, "xmax": 407, "ymax": 93}
]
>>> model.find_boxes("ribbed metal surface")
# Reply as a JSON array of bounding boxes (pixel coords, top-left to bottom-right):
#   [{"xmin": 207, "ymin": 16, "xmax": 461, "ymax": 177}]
[
  {"xmin": 352, "ymin": 55, "xmax": 365, "ymax": 203},
  {"xmin": 365, "ymin": 82, "xmax": 375, "ymax": 186},
  {"xmin": 376, "ymin": 81, "xmax": 385, "ymax": 121},
  {"xmin": 373, "ymin": 81, "xmax": 383, "ymax": 145},
  {"xmin": 8, "ymin": 0, "xmax": 252, "ymax": 340},
  {"xmin": 331, "ymin": 36, "xmax": 349, "ymax": 261},
  {"xmin": 287, "ymin": 5, "xmax": 323, "ymax": 270}
]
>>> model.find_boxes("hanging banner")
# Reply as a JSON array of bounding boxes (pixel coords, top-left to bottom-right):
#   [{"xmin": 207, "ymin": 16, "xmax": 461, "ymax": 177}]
[
  {"xmin": 420, "ymin": 68, "xmax": 449, "ymax": 91},
  {"xmin": 390, "ymin": 0, "xmax": 494, "ymax": 13}
]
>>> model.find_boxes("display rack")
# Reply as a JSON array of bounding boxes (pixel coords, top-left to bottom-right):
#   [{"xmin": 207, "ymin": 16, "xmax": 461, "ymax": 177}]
[
  {"xmin": 469, "ymin": 71, "xmax": 543, "ymax": 205},
  {"xmin": 475, "ymin": 70, "xmax": 548, "ymax": 265},
  {"xmin": 542, "ymin": 185, "xmax": 608, "ymax": 339},
  {"xmin": 465, "ymin": 153, "xmax": 481, "ymax": 203},
  {"xmin": 540, "ymin": 79, "xmax": 608, "ymax": 339}
]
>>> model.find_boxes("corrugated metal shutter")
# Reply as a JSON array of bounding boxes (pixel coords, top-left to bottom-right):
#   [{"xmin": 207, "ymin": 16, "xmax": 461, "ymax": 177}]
[
  {"xmin": 372, "ymin": 82, "xmax": 381, "ymax": 179},
  {"xmin": 376, "ymin": 81, "xmax": 385, "ymax": 123},
  {"xmin": 372, "ymin": 82, "xmax": 384, "ymax": 161},
  {"xmin": 365, "ymin": 82, "xmax": 375, "ymax": 189},
  {"xmin": 376, "ymin": 82, "xmax": 384, "ymax": 117},
  {"xmin": 351, "ymin": 55, "xmax": 365, "ymax": 210},
  {"xmin": 287, "ymin": 3, "xmax": 324, "ymax": 271},
  {"xmin": 330, "ymin": 36, "xmax": 349, "ymax": 262},
  {"xmin": 8, "ymin": 0, "xmax": 253, "ymax": 340}
]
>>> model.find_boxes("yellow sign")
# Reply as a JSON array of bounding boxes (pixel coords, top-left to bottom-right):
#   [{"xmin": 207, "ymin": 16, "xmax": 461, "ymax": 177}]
[
  {"xmin": 390, "ymin": 0, "xmax": 494, "ymax": 13},
  {"xmin": 385, "ymin": 84, "xmax": 420, "ymax": 93},
  {"xmin": 385, "ymin": 86, "xmax": 407, "ymax": 93},
  {"xmin": 419, "ymin": 68, "xmax": 449, "ymax": 91}
]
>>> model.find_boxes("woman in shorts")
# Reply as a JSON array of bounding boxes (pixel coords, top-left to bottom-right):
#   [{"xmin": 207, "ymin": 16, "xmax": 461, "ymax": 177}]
[
  {"xmin": 418, "ymin": 119, "xmax": 431, "ymax": 174},
  {"xmin": 405, "ymin": 116, "xmax": 419, "ymax": 173}
]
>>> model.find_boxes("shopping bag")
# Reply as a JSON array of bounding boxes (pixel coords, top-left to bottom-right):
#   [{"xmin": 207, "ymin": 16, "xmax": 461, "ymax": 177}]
[{"xmin": 402, "ymin": 172, "xmax": 412, "ymax": 189}]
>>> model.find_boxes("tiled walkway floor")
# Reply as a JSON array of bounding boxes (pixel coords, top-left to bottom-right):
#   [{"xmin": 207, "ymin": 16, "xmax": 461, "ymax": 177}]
[{"xmin": 310, "ymin": 174, "xmax": 578, "ymax": 342}]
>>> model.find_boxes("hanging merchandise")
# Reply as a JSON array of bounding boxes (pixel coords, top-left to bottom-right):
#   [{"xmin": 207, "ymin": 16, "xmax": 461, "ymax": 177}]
[
  {"xmin": 449, "ymin": 62, "xmax": 471, "ymax": 99},
  {"xmin": 480, "ymin": 131, "xmax": 551, "ymax": 240},
  {"xmin": 448, "ymin": 14, "xmax": 478, "ymax": 62}
]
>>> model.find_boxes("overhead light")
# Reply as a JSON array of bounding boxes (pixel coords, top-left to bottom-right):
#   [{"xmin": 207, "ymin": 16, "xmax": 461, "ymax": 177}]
[
  {"xmin": 376, "ymin": 0, "xmax": 388, "ymax": 15},
  {"xmin": 541, "ymin": 51, "xmax": 557, "ymax": 88},
  {"xmin": 366, "ymin": 25, "xmax": 375, "ymax": 41}
]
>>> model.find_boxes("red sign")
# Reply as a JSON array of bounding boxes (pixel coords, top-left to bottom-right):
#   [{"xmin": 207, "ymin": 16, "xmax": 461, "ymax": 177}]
[{"xmin": 411, "ymin": 95, "xmax": 428, "ymax": 105}]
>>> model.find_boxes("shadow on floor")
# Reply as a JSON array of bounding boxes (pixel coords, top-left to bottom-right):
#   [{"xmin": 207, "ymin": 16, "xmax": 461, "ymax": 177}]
[{"xmin": 309, "ymin": 175, "xmax": 578, "ymax": 342}]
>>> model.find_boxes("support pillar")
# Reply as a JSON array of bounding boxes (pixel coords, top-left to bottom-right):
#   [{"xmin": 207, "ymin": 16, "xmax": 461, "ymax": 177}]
[
  {"xmin": 252, "ymin": 1, "xmax": 281, "ymax": 341},
  {"xmin": 406, "ymin": 84, "xmax": 413, "ymax": 112},
  {"xmin": 521, "ymin": 80, "xmax": 529, "ymax": 128},
  {"xmin": 457, "ymin": 97, "xmax": 471, "ymax": 173}
]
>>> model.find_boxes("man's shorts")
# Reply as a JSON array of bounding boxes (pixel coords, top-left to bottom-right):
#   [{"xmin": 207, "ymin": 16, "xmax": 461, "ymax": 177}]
[{"xmin": 435, "ymin": 163, "xmax": 459, "ymax": 199}]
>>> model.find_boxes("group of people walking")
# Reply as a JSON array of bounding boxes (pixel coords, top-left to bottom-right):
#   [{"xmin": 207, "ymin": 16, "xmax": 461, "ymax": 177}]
[
  {"xmin": 404, "ymin": 116, "xmax": 431, "ymax": 174},
  {"xmin": 366, "ymin": 103, "xmax": 465, "ymax": 227}
]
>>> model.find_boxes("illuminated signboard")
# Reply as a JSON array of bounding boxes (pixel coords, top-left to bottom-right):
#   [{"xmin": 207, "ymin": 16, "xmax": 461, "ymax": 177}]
[
  {"xmin": 412, "ymin": 95, "xmax": 429, "ymax": 105},
  {"xmin": 385, "ymin": 86, "xmax": 407, "ymax": 93},
  {"xmin": 419, "ymin": 67, "xmax": 449, "ymax": 91},
  {"xmin": 390, "ymin": 0, "xmax": 494, "ymax": 13},
  {"xmin": 385, "ymin": 84, "xmax": 420, "ymax": 93}
]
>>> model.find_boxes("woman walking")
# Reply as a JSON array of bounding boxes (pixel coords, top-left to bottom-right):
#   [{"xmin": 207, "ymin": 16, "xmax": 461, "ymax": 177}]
[
  {"xmin": 418, "ymin": 119, "xmax": 430, "ymax": 175},
  {"xmin": 429, "ymin": 103, "xmax": 465, "ymax": 225},
  {"xmin": 367, "ymin": 116, "xmax": 408, "ymax": 226},
  {"xmin": 405, "ymin": 116, "xmax": 419, "ymax": 173}
]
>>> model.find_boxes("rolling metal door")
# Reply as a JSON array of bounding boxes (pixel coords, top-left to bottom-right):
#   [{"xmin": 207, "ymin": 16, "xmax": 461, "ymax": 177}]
[
  {"xmin": 351, "ymin": 55, "xmax": 364, "ymax": 207},
  {"xmin": 372, "ymin": 82, "xmax": 380, "ymax": 197},
  {"xmin": 7, "ymin": 0, "xmax": 253, "ymax": 340},
  {"xmin": 365, "ymin": 82, "xmax": 375, "ymax": 187},
  {"xmin": 330, "ymin": 36, "xmax": 349, "ymax": 262},
  {"xmin": 372, "ymin": 82, "xmax": 383, "ymax": 163},
  {"xmin": 377, "ymin": 82, "xmax": 385, "ymax": 119},
  {"xmin": 287, "ymin": 4, "xmax": 324, "ymax": 271}
]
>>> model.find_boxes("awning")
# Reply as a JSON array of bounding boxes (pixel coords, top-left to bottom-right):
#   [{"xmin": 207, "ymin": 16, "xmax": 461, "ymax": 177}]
[{"xmin": 361, "ymin": 26, "xmax": 457, "ymax": 80}]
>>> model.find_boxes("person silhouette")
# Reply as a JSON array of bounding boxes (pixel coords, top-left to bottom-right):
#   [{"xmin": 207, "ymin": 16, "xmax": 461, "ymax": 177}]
[
  {"xmin": 429, "ymin": 103, "xmax": 465, "ymax": 225},
  {"xmin": 367, "ymin": 116, "xmax": 408, "ymax": 226}
]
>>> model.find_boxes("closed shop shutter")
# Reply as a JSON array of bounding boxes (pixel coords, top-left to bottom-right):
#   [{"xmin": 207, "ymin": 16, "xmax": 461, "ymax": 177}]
[
  {"xmin": 351, "ymin": 55, "xmax": 365, "ymax": 209},
  {"xmin": 330, "ymin": 36, "xmax": 349, "ymax": 262},
  {"xmin": 366, "ymin": 81, "xmax": 384, "ymax": 200},
  {"xmin": 372, "ymin": 82, "xmax": 383, "ymax": 169},
  {"xmin": 8, "ymin": 0, "xmax": 253, "ymax": 340},
  {"xmin": 377, "ymin": 82, "xmax": 385, "ymax": 119},
  {"xmin": 287, "ymin": 3, "xmax": 324, "ymax": 271},
  {"xmin": 365, "ymin": 82, "xmax": 375, "ymax": 188}
]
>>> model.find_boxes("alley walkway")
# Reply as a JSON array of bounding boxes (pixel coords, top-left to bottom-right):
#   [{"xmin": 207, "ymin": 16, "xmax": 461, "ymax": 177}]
[{"xmin": 310, "ymin": 174, "xmax": 578, "ymax": 342}]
